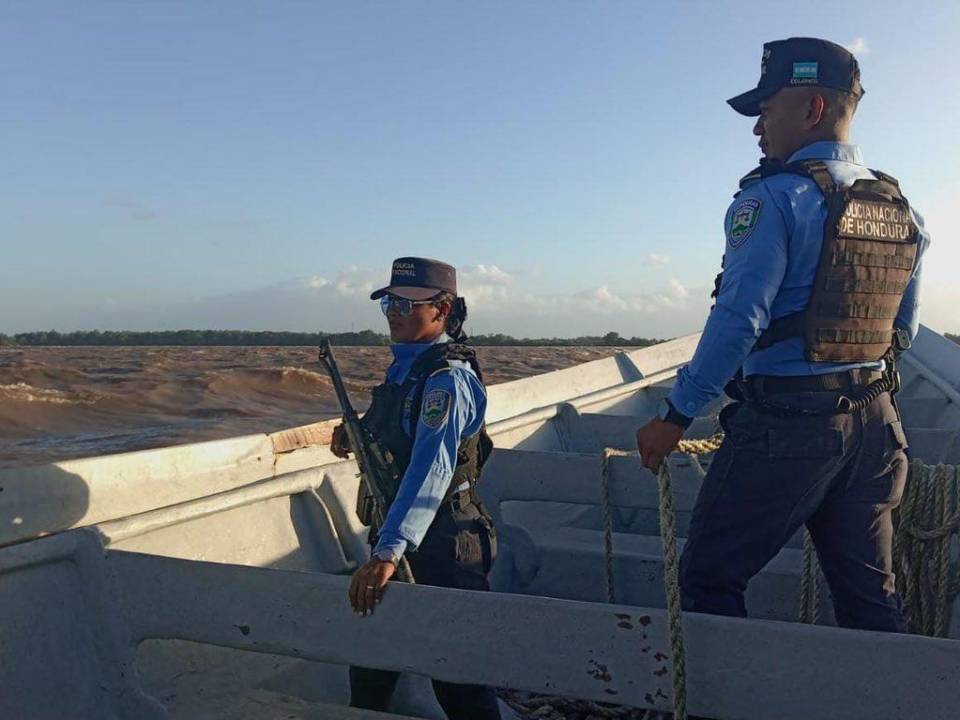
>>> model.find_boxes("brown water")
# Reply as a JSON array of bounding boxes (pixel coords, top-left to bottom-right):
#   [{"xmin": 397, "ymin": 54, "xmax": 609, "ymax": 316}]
[{"xmin": 0, "ymin": 346, "xmax": 621, "ymax": 469}]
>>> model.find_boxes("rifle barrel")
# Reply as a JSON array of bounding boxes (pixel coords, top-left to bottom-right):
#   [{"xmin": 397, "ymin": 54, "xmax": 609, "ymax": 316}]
[{"xmin": 317, "ymin": 339, "xmax": 416, "ymax": 584}]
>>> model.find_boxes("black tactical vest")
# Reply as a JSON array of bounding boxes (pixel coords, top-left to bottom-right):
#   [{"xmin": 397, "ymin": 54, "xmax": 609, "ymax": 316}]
[
  {"xmin": 360, "ymin": 342, "xmax": 493, "ymax": 511},
  {"xmin": 715, "ymin": 159, "xmax": 918, "ymax": 363}
]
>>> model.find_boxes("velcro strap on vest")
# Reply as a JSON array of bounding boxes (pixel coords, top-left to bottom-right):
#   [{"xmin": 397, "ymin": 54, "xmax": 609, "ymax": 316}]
[
  {"xmin": 796, "ymin": 160, "xmax": 837, "ymax": 195},
  {"xmin": 816, "ymin": 328, "xmax": 894, "ymax": 345},
  {"xmin": 869, "ymin": 168, "xmax": 901, "ymax": 187},
  {"xmin": 815, "ymin": 302, "xmax": 899, "ymax": 320},
  {"xmin": 822, "ymin": 277, "xmax": 910, "ymax": 294},
  {"xmin": 755, "ymin": 312, "xmax": 804, "ymax": 350},
  {"xmin": 831, "ymin": 247, "xmax": 915, "ymax": 270}
]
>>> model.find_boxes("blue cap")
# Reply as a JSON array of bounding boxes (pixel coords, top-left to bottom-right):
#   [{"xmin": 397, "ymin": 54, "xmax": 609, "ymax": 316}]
[
  {"xmin": 728, "ymin": 37, "xmax": 864, "ymax": 117},
  {"xmin": 370, "ymin": 257, "xmax": 457, "ymax": 301}
]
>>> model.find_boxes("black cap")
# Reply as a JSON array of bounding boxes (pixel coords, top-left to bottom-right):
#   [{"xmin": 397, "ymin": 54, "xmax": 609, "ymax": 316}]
[
  {"xmin": 728, "ymin": 37, "xmax": 864, "ymax": 117},
  {"xmin": 370, "ymin": 257, "xmax": 457, "ymax": 301}
]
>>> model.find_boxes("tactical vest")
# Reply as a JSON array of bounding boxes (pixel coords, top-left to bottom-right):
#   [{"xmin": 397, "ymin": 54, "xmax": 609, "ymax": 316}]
[
  {"xmin": 360, "ymin": 342, "xmax": 493, "ymax": 511},
  {"xmin": 724, "ymin": 159, "xmax": 918, "ymax": 363}
]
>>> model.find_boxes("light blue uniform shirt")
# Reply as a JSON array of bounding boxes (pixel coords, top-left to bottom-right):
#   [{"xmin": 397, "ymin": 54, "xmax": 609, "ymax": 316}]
[
  {"xmin": 669, "ymin": 141, "xmax": 930, "ymax": 419},
  {"xmin": 372, "ymin": 337, "xmax": 487, "ymax": 560}
]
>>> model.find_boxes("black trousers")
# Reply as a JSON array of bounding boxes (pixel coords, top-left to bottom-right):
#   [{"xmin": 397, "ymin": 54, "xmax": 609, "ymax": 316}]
[
  {"xmin": 350, "ymin": 499, "xmax": 501, "ymax": 720},
  {"xmin": 680, "ymin": 390, "xmax": 908, "ymax": 632}
]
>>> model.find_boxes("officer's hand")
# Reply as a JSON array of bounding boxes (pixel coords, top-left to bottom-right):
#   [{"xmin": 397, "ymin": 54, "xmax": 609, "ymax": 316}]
[
  {"xmin": 348, "ymin": 558, "xmax": 397, "ymax": 616},
  {"xmin": 636, "ymin": 418, "xmax": 684, "ymax": 471},
  {"xmin": 330, "ymin": 424, "xmax": 352, "ymax": 459}
]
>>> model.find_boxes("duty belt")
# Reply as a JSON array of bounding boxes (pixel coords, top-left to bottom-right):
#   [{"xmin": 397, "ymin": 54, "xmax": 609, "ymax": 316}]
[{"xmin": 748, "ymin": 368, "xmax": 884, "ymax": 396}]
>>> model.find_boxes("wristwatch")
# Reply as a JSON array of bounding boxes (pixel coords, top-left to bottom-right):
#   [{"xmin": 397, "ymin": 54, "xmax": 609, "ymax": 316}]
[
  {"xmin": 372, "ymin": 549, "xmax": 399, "ymax": 565},
  {"xmin": 657, "ymin": 398, "xmax": 693, "ymax": 430}
]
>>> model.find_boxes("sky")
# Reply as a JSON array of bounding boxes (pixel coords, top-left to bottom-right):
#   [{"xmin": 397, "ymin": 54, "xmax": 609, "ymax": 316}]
[{"xmin": 3, "ymin": 1, "xmax": 958, "ymax": 338}]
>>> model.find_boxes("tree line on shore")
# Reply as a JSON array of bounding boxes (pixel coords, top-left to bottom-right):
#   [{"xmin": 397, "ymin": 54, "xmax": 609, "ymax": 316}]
[
  {"xmin": 0, "ymin": 329, "xmax": 662, "ymax": 348},
  {"xmin": 3, "ymin": 329, "xmax": 956, "ymax": 348}
]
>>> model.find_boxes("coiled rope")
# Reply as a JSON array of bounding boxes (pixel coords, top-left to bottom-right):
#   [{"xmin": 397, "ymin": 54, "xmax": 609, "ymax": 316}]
[
  {"xmin": 892, "ymin": 460, "xmax": 960, "ymax": 637},
  {"xmin": 796, "ymin": 460, "xmax": 960, "ymax": 636}
]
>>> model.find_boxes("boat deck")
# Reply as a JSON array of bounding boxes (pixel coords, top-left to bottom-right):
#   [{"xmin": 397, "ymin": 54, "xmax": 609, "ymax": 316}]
[{"xmin": 1, "ymin": 327, "xmax": 958, "ymax": 719}]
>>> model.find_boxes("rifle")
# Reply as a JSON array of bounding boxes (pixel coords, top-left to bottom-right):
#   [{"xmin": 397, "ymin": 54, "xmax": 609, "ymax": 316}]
[{"xmin": 317, "ymin": 340, "xmax": 415, "ymax": 583}]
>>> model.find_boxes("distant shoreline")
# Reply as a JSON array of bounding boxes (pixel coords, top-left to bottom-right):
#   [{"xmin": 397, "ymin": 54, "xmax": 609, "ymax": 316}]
[
  {"xmin": 4, "ymin": 329, "xmax": 955, "ymax": 348},
  {"xmin": 0, "ymin": 329, "xmax": 664, "ymax": 348}
]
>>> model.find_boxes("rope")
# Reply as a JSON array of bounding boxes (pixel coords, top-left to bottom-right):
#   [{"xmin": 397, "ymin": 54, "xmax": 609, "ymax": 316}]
[
  {"xmin": 509, "ymin": 437, "xmax": 958, "ymax": 719},
  {"xmin": 653, "ymin": 459, "xmax": 688, "ymax": 720},
  {"xmin": 598, "ymin": 434, "xmax": 723, "ymax": 720},
  {"xmin": 795, "ymin": 459, "xmax": 960, "ymax": 636},
  {"xmin": 599, "ymin": 438, "xmax": 723, "ymax": 607},
  {"xmin": 675, "ymin": 435, "xmax": 725, "ymax": 455},
  {"xmin": 892, "ymin": 460, "xmax": 960, "ymax": 637},
  {"xmin": 600, "ymin": 449, "xmax": 628, "ymax": 604},
  {"xmin": 497, "ymin": 690, "xmax": 656, "ymax": 719},
  {"xmin": 798, "ymin": 529, "xmax": 822, "ymax": 624}
]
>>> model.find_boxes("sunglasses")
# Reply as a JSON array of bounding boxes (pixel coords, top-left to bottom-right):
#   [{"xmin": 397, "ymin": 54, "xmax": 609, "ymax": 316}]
[{"xmin": 379, "ymin": 294, "xmax": 437, "ymax": 317}]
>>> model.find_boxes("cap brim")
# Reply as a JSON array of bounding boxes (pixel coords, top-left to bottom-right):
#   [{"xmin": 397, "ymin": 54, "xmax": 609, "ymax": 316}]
[
  {"xmin": 369, "ymin": 285, "xmax": 441, "ymax": 301},
  {"xmin": 726, "ymin": 86, "xmax": 773, "ymax": 116}
]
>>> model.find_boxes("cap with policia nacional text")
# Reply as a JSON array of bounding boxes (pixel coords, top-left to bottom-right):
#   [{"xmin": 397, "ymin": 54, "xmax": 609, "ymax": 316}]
[
  {"xmin": 727, "ymin": 37, "xmax": 864, "ymax": 117},
  {"xmin": 369, "ymin": 257, "xmax": 457, "ymax": 301}
]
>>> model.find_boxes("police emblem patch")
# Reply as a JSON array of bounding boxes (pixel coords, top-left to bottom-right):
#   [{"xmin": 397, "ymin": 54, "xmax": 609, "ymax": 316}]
[
  {"xmin": 420, "ymin": 389, "xmax": 451, "ymax": 429},
  {"xmin": 728, "ymin": 198, "xmax": 762, "ymax": 248}
]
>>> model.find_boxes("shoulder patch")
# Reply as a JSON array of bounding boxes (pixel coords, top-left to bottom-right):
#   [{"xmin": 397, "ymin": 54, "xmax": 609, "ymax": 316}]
[
  {"xmin": 728, "ymin": 197, "xmax": 762, "ymax": 249},
  {"xmin": 420, "ymin": 389, "xmax": 451, "ymax": 429}
]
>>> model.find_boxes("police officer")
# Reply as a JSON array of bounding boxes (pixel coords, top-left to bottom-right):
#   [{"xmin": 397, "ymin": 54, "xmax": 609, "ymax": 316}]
[
  {"xmin": 636, "ymin": 38, "xmax": 930, "ymax": 632},
  {"xmin": 331, "ymin": 257, "xmax": 501, "ymax": 719}
]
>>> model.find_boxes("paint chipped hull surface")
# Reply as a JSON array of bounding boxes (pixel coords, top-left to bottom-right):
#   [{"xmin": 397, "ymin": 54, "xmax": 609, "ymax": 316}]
[{"xmin": 1, "ymin": 326, "xmax": 959, "ymax": 719}]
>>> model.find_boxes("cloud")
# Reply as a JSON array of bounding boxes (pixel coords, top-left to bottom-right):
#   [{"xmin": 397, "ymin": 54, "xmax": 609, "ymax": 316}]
[
  {"xmin": 669, "ymin": 279, "xmax": 689, "ymax": 300},
  {"xmin": 17, "ymin": 241, "xmax": 958, "ymax": 337},
  {"xmin": 647, "ymin": 253, "xmax": 671, "ymax": 266},
  {"xmin": 105, "ymin": 194, "xmax": 158, "ymax": 221},
  {"xmin": 461, "ymin": 264, "xmax": 513, "ymax": 285},
  {"xmin": 457, "ymin": 264, "xmax": 515, "ymax": 310},
  {"xmin": 86, "ymin": 263, "xmax": 711, "ymax": 338},
  {"xmin": 503, "ymin": 277, "xmax": 711, "ymax": 338},
  {"xmin": 579, "ymin": 285, "xmax": 629, "ymax": 313},
  {"xmin": 844, "ymin": 38, "xmax": 870, "ymax": 56},
  {"xmin": 332, "ymin": 266, "xmax": 380, "ymax": 298}
]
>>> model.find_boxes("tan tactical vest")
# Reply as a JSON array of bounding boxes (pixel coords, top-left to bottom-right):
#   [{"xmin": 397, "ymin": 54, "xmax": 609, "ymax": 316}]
[{"xmin": 754, "ymin": 159, "xmax": 919, "ymax": 362}]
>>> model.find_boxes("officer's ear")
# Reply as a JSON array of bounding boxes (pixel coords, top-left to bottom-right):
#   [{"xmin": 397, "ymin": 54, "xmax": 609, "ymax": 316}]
[
  {"xmin": 432, "ymin": 300, "xmax": 451, "ymax": 324},
  {"xmin": 803, "ymin": 92, "xmax": 827, "ymax": 129}
]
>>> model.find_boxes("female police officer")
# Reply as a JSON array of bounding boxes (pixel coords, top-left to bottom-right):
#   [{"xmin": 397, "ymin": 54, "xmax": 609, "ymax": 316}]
[{"xmin": 330, "ymin": 256, "xmax": 501, "ymax": 719}]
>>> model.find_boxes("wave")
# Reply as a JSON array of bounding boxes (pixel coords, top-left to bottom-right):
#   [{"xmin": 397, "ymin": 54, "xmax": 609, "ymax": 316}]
[
  {"xmin": 0, "ymin": 344, "xmax": 617, "ymax": 468},
  {"xmin": 0, "ymin": 382, "xmax": 102, "ymax": 406},
  {"xmin": 204, "ymin": 366, "xmax": 333, "ymax": 396}
]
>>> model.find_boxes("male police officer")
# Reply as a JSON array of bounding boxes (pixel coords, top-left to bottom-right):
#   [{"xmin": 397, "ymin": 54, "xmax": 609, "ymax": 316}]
[
  {"xmin": 331, "ymin": 257, "xmax": 501, "ymax": 719},
  {"xmin": 636, "ymin": 38, "xmax": 930, "ymax": 632}
]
